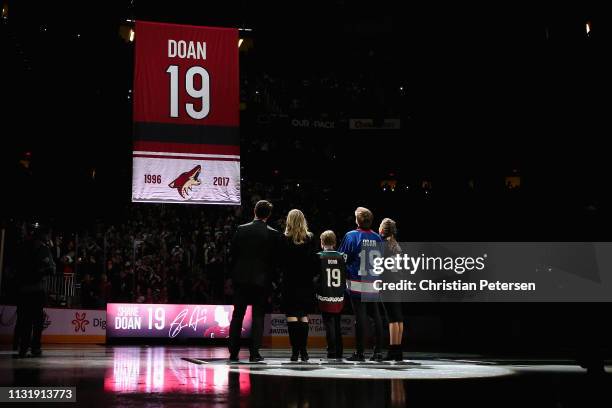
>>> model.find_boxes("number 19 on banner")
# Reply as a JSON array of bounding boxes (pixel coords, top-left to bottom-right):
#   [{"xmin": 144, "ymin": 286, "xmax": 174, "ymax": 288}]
[{"xmin": 166, "ymin": 65, "xmax": 210, "ymax": 119}]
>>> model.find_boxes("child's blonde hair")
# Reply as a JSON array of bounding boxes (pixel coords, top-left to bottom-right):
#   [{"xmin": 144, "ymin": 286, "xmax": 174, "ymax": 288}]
[
  {"xmin": 355, "ymin": 207, "xmax": 373, "ymax": 229},
  {"xmin": 320, "ymin": 230, "xmax": 336, "ymax": 248}
]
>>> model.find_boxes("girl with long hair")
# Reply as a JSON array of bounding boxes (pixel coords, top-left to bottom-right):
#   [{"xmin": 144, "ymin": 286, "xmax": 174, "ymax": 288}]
[{"xmin": 379, "ymin": 217, "xmax": 405, "ymax": 361}]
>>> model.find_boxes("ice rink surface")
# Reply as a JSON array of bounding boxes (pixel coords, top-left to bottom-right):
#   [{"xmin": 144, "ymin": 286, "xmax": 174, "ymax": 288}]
[{"xmin": 1, "ymin": 345, "xmax": 610, "ymax": 407}]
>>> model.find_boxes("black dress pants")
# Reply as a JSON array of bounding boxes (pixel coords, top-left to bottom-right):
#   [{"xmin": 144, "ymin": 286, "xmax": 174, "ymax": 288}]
[
  {"xmin": 17, "ymin": 291, "xmax": 45, "ymax": 354},
  {"xmin": 229, "ymin": 283, "xmax": 267, "ymax": 355}
]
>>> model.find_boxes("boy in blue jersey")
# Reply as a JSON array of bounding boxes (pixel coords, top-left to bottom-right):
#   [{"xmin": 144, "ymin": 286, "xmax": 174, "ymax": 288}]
[{"xmin": 338, "ymin": 207, "xmax": 385, "ymax": 362}]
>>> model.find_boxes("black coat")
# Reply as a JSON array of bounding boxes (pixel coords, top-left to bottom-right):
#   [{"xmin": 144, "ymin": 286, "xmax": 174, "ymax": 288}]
[
  {"xmin": 230, "ymin": 219, "xmax": 282, "ymax": 288},
  {"xmin": 280, "ymin": 234, "xmax": 318, "ymax": 313},
  {"xmin": 17, "ymin": 238, "xmax": 55, "ymax": 293}
]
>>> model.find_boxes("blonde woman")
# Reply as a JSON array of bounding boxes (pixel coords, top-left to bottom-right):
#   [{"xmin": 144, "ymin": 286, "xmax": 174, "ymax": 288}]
[{"xmin": 281, "ymin": 209, "xmax": 317, "ymax": 361}]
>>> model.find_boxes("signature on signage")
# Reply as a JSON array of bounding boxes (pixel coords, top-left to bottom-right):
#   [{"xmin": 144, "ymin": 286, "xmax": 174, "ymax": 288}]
[{"xmin": 168, "ymin": 307, "xmax": 208, "ymax": 338}]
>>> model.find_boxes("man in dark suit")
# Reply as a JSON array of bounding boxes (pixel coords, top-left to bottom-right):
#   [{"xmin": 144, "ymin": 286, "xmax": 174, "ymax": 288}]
[{"xmin": 228, "ymin": 200, "xmax": 281, "ymax": 362}]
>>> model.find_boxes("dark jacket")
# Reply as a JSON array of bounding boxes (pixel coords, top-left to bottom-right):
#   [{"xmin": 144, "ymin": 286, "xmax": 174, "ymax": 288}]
[
  {"xmin": 281, "ymin": 234, "xmax": 318, "ymax": 298},
  {"xmin": 231, "ymin": 219, "xmax": 282, "ymax": 288},
  {"xmin": 18, "ymin": 238, "xmax": 56, "ymax": 293}
]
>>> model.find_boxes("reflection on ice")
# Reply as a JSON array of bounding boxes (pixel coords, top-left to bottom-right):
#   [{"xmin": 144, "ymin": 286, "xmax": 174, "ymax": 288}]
[{"xmin": 104, "ymin": 347, "xmax": 250, "ymax": 394}]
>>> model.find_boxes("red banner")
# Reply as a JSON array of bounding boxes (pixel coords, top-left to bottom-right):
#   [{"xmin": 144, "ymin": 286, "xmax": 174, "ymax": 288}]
[{"xmin": 132, "ymin": 21, "xmax": 240, "ymax": 204}]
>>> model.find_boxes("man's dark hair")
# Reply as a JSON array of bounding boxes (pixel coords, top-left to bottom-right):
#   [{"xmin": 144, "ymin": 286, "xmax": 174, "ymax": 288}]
[{"xmin": 254, "ymin": 200, "xmax": 273, "ymax": 219}]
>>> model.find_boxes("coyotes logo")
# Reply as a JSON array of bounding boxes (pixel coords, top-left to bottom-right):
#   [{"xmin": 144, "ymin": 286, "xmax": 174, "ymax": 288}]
[{"xmin": 169, "ymin": 165, "xmax": 202, "ymax": 198}]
